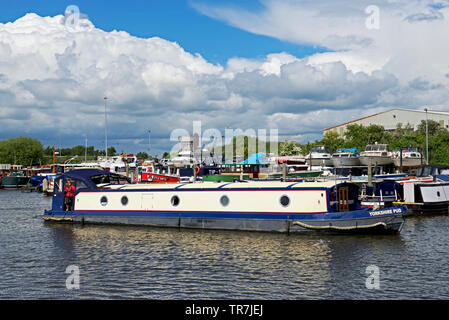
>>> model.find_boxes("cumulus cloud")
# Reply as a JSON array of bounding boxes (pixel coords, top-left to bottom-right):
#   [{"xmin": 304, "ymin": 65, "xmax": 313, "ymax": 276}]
[{"xmin": 1, "ymin": 5, "xmax": 448, "ymax": 154}]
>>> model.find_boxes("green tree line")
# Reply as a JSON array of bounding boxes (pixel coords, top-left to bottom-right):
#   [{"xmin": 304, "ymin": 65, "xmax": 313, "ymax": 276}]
[
  {"xmin": 2, "ymin": 121, "xmax": 448, "ymax": 166},
  {"xmin": 297, "ymin": 120, "xmax": 449, "ymax": 165}
]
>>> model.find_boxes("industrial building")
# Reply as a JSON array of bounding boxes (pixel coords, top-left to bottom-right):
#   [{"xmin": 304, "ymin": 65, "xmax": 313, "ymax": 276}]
[{"xmin": 324, "ymin": 108, "xmax": 449, "ymax": 136}]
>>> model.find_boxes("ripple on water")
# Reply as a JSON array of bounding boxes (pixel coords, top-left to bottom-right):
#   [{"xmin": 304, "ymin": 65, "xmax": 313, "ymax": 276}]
[{"xmin": 2, "ymin": 190, "xmax": 449, "ymax": 299}]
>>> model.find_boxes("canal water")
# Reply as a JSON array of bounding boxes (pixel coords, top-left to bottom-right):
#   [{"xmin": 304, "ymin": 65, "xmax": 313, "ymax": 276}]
[{"xmin": 1, "ymin": 190, "xmax": 449, "ymax": 300}]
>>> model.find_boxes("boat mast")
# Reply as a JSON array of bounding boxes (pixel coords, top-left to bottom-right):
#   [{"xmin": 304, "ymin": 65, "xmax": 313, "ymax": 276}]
[{"xmin": 104, "ymin": 96, "xmax": 108, "ymax": 160}]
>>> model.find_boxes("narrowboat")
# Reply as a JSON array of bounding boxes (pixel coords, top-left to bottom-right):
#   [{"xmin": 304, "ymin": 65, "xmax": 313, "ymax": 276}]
[
  {"xmin": 43, "ymin": 169, "xmax": 406, "ymax": 234},
  {"xmin": 394, "ymin": 181, "xmax": 449, "ymax": 215}
]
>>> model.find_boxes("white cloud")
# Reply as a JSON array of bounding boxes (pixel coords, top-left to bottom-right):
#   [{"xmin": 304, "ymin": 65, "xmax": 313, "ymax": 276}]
[{"xmin": 1, "ymin": 6, "xmax": 448, "ymax": 154}]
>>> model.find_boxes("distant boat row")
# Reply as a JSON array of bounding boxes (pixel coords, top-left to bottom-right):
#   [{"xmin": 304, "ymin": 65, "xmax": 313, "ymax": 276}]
[{"xmin": 306, "ymin": 144, "xmax": 423, "ymax": 169}]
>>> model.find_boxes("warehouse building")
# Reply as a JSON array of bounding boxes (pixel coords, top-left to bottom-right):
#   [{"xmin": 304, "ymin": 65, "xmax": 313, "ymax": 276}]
[{"xmin": 324, "ymin": 108, "xmax": 449, "ymax": 136}]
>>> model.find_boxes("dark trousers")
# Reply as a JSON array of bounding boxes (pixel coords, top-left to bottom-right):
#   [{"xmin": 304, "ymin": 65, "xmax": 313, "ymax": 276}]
[{"xmin": 64, "ymin": 197, "xmax": 74, "ymax": 211}]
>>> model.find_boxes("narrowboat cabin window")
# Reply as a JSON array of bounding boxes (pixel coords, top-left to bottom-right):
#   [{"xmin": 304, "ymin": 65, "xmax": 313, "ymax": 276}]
[
  {"xmin": 100, "ymin": 196, "xmax": 108, "ymax": 206},
  {"xmin": 280, "ymin": 195, "xmax": 290, "ymax": 207},
  {"xmin": 171, "ymin": 195, "xmax": 180, "ymax": 207},
  {"xmin": 121, "ymin": 196, "xmax": 129, "ymax": 206},
  {"xmin": 220, "ymin": 195, "xmax": 230, "ymax": 207}
]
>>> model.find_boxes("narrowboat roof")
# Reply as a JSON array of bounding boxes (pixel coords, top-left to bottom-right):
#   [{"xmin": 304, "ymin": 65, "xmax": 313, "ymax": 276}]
[{"xmin": 102, "ymin": 180, "xmax": 354, "ymax": 191}]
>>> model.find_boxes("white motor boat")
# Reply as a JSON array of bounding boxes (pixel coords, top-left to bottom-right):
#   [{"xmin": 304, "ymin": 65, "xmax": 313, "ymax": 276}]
[
  {"xmin": 392, "ymin": 147, "xmax": 423, "ymax": 169},
  {"xmin": 306, "ymin": 145, "xmax": 333, "ymax": 166},
  {"xmin": 331, "ymin": 148, "xmax": 361, "ymax": 167},
  {"xmin": 359, "ymin": 143, "xmax": 393, "ymax": 166}
]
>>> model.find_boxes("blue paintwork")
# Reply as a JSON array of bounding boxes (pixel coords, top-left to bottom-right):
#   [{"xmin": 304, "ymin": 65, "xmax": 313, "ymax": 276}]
[{"xmin": 43, "ymin": 169, "xmax": 406, "ymax": 232}]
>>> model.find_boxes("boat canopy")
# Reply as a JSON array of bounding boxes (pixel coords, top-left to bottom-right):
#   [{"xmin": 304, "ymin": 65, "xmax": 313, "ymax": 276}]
[
  {"xmin": 59, "ymin": 169, "xmax": 130, "ymax": 189},
  {"xmin": 241, "ymin": 153, "xmax": 268, "ymax": 165},
  {"xmin": 311, "ymin": 146, "xmax": 332, "ymax": 153},
  {"xmin": 365, "ymin": 144, "xmax": 388, "ymax": 151},
  {"xmin": 336, "ymin": 148, "xmax": 357, "ymax": 154}
]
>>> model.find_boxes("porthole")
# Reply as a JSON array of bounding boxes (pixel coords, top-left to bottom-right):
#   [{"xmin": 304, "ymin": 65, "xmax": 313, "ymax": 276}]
[
  {"xmin": 100, "ymin": 196, "xmax": 108, "ymax": 206},
  {"xmin": 437, "ymin": 191, "xmax": 441, "ymax": 197},
  {"xmin": 220, "ymin": 195, "xmax": 230, "ymax": 207},
  {"xmin": 121, "ymin": 196, "xmax": 129, "ymax": 206},
  {"xmin": 280, "ymin": 195, "xmax": 290, "ymax": 207},
  {"xmin": 171, "ymin": 195, "xmax": 180, "ymax": 207}
]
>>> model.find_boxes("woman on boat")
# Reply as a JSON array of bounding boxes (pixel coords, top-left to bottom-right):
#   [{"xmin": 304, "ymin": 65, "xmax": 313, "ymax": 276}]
[{"xmin": 64, "ymin": 180, "xmax": 76, "ymax": 211}]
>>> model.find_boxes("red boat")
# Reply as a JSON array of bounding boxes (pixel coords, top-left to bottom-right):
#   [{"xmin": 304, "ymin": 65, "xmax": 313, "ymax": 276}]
[
  {"xmin": 140, "ymin": 164, "xmax": 179, "ymax": 183},
  {"xmin": 141, "ymin": 172, "xmax": 179, "ymax": 183}
]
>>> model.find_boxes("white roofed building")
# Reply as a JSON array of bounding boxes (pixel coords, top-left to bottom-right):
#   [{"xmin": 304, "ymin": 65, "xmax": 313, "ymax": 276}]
[{"xmin": 324, "ymin": 108, "xmax": 449, "ymax": 137}]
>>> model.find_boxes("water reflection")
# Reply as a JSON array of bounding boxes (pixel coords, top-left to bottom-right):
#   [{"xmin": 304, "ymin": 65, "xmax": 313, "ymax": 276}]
[
  {"xmin": 3, "ymin": 190, "xmax": 449, "ymax": 299},
  {"xmin": 43, "ymin": 223, "xmax": 336, "ymax": 299}
]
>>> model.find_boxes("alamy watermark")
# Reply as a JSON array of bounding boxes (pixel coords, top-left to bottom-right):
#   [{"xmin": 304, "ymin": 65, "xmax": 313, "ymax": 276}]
[
  {"xmin": 169, "ymin": 121, "xmax": 279, "ymax": 163},
  {"xmin": 66, "ymin": 265, "xmax": 80, "ymax": 290},
  {"xmin": 365, "ymin": 5, "xmax": 380, "ymax": 30},
  {"xmin": 365, "ymin": 265, "xmax": 380, "ymax": 290},
  {"xmin": 64, "ymin": 5, "xmax": 80, "ymax": 30}
]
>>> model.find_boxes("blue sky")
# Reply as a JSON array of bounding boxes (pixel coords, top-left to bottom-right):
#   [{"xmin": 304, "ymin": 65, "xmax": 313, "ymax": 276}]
[
  {"xmin": 0, "ymin": 0, "xmax": 447, "ymax": 156},
  {"xmin": 0, "ymin": 0, "xmax": 324, "ymax": 66}
]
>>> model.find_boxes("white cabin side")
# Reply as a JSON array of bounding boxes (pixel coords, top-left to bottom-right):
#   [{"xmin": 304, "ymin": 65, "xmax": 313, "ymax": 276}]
[{"xmin": 74, "ymin": 182, "xmax": 333, "ymax": 213}]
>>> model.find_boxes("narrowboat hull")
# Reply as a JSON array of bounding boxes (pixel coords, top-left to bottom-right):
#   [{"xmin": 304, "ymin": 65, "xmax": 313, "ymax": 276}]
[
  {"xmin": 43, "ymin": 207, "xmax": 405, "ymax": 233},
  {"xmin": 42, "ymin": 169, "xmax": 406, "ymax": 234}
]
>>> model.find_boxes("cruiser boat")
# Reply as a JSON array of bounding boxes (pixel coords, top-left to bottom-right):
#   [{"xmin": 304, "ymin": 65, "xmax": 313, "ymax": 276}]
[
  {"xmin": 331, "ymin": 148, "xmax": 361, "ymax": 167},
  {"xmin": 305, "ymin": 146, "xmax": 333, "ymax": 167},
  {"xmin": 359, "ymin": 143, "xmax": 393, "ymax": 166},
  {"xmin": 43, "ymin": 169, "xmax": 406, "ymax": 234},
  {"xmin": 392, "ymin": 147, "xmax": 423, "ymax": 170},
  {"xmin": 97, "ymin": 154, "xmax": 139, "ymax": 173}
]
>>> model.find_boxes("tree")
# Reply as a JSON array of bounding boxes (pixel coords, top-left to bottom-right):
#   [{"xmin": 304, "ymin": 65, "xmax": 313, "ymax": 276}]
[
  {"xmin": 321, "ymin": 131, "xmax": 346, "ymax": 152},
  {"xmin": 0, "ymin": 137, "xmax": 44, "ymax": 166},
  {"xmin": 278, "ymin": 140, "xmax": 300, "ymax": 156},
  {"xmin": 107, "ymin": 146, "xmax": 117, "ymax": 156},
  {"xmin": 162, "ymin": 152, "xmax": 171, "ymax": 159},
  {"xmin": 136, "ymin": 152, "xmax": 149, "ymax": 160},
  {"xmin": 416, "ymin": 119, "xmax": 445, "ymax": 137}
]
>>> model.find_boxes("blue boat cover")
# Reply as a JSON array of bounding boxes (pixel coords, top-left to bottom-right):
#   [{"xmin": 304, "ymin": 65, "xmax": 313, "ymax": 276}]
[
  {"xmin": 336, "ymin": 148, "xmax": 357, "ymax": 154},
  {"xmin": 241, "ymin": 153, "xmax": 268, "ymax": 165}
]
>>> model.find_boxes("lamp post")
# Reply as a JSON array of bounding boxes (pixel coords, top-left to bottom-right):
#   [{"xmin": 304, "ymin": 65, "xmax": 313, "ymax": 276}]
[
  {"xmin": 148, "ymin": 130, "xmax": 151, "ymax": 157},
  {"xmin": 104, "ymin": 96, "xmax": 108, "ymax": 159},
  {"xmin": 84, "ymin": 135, "xmax": 88, "ymax": 162},
  {"xmin": 424, "ymin": 108, "xmax": 429, "ymax": 164}
]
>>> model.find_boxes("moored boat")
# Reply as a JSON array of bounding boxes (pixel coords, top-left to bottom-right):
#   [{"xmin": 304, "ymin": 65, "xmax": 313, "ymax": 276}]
[
  {"xmin": 43, "ymin": 169, "xmax": 406, "ymax": 234},
  {"xmin": 305, "ymin": 145, "xmax": 333, "ymax": 167},
  {"xmin": 392, "ymin": 147, "xmax": 423, "ymax": 170},
  {"xmin": 331, "ymin": 148, "xmax": 361, "ymax": 167},
  {"xmin": 359, "ymin": 143, "xmax": 393, "ymax": 166},
  {"xmin": 394, "ymin": 181, "xmax": 449, "ymax": 215},
  {"xmin": 0, "ymin": 174, "xmax": 29, "ymax": 189}
]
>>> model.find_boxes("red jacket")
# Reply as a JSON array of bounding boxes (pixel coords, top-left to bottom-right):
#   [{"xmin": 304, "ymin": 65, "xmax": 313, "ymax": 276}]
[{"xmin": 64, "ymin": 185, "xmax": 76, "ymax": 198}]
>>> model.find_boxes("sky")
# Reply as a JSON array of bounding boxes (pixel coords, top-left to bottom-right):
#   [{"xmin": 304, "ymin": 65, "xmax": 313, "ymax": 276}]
[{"xmin": 1, "ymin": 0, "xmax": 449, "ymax": 156}]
